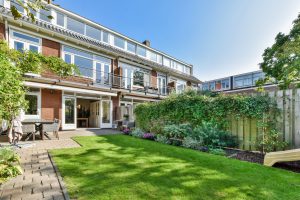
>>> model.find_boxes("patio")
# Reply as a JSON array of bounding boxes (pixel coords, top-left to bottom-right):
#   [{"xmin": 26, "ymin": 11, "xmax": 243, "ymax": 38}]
[{"xmin": 0, "ymin": 129, "xmax": 121, "ymax": 200}]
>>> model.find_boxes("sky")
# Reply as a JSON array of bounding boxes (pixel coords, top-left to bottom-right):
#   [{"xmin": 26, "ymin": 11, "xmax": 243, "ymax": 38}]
[{"xmin": 55, "ymin": 0, "xmax": 300, "ymax": 81}]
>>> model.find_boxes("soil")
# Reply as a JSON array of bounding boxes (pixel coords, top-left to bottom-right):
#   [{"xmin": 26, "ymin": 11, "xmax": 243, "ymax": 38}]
[{"xmin": 224, "ymin": 148, "xmax": 300, "ymax": 173}]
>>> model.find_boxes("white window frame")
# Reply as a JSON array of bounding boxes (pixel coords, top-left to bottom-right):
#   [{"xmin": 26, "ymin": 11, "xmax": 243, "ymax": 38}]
[
  {"xmin": 9, "ymin": 30, "xmax": 41, "ymax": 53},
  {"xmin": 23, "ymin": 89, "xmax": 41, "ymax": 120},
  {"xmin": 157, "ymin": 75, "xmax": 167, "ymax": 95}
]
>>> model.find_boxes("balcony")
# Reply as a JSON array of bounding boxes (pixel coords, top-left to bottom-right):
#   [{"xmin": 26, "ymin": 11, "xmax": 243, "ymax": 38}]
[{"xmin": 38, "ymin": 66, "xmax": 172, "ymax": 97}]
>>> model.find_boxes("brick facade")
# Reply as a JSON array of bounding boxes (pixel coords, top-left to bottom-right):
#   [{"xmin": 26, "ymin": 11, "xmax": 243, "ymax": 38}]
[
  {"xmin": 112, "ymin": 92, "xmax": 121, "ymax": 121},
  {"xmin": 0, "ymin": 23, "xmax": 5, "ymax": 40},
  {"xmin": 42, "ymin": 38, "xmax": 60, "ymax": 57},
  {"xmin": 151, "ymin": 70, "xmax": 157, "ymax": 88},
  {"xmin": 41, "ymin": 89, "xmax": 62, "ymax": 121}
]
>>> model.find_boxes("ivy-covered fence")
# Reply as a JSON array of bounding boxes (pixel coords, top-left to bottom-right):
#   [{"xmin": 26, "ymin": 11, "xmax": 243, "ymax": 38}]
[{"xmin": 134, "ymin": 91, "xmax": 281, "ymax": 150}]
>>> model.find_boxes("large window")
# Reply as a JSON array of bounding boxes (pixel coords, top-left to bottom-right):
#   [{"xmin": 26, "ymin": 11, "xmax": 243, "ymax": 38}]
[
  {"xmin": 158, "ymin": 75, "xmax": 166, "ymax": 95},
  {"xmin": 67, "ymin": 17, "xmax": 85, "ymax": 34},
  {"xmin": 102, "ymin": 31, "xmax": 109, "ymax": 43},
  {"xmin": 39, "ymin": 7, "xmax": 51, "ymax": 22},
  {"xmin": 63, "ymin": 46, "xmax": 111, "ymax": 81},
  {"xmin": 86, "ymin": 25, "xmax": 101, "ymax": 40},
  {"xmin": 114, "ymin": 36, "xmax": 125, "ymax": 49},
  {"xmin": 221, "ymin": 79, "xmax": 230, "ymax": 89},
  {"xmin": 120, "ymin": 62, "xmax": 150, "ymax": 89},
  {"xmin": 56, "ymin": 11, "xmax": 65, "ymax": 27},
  {"xmin": 11, "ymin": 0, "xmax": 24, "ymax": 13},
  {"xmin": 137, "ymin": 46, "xmax": 146, "ymax": 57},
  {"xmin": 234, "ymin": 75, "xmax": 253, "ymax": 88},
  {"xmin": 176, "ymin": 80, "xmax": 186, "ymax": 94},
  {"xmin": 163, "ymin": 57, "xmax": 171, "ymax": 67},
  {"xmin": 23, "ymin": 88, "xmax": 41, "ymax": 119},
  {"xmin": 127, "ymin": 41, "xmax": 136, "ymax": 53},
  {"xmin": 10, "ymin": 30, "xmax": 41, "ymax": 53}
]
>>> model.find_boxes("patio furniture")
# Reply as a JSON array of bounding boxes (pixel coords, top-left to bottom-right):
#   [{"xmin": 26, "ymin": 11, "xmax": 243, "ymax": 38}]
[
  {"xmin": 42, "ymin": 119, "xmax": 61, "ymax": 140},
  {"xmin": 23, "ymin": 124, "xmax": 36, "ymax": 141},
  {"xmin": 121, "ymin": 121, "xmax": 135, "ymax": 130},
  {"xmin": 264, "ymin": 148, "xmax": 300, "ymax": 166},
  {"xmin": 22, "ymin": 119, "xmax": 54, "ymax": 140}
]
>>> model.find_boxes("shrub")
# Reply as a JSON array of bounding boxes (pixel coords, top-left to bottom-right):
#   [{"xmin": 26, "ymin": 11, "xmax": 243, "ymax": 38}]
[
  {"xmin": 149, "ymin": 120, "xmax": 166, "ymax": 135},
  {"xmin": 0, "ymin": 147, "xmax": 22, "ymax": 181},
  {"xmin": 130, "ymin": 128, "xmax": 144, "ymax": 138},
  {"xmin": 193, "ymin": 121, "xmax": 238, "ymax": 148},
  {"xmin": 163, "ymin": 123, "xmax": 193, "ymax": 139},
  {"xmin": 209, "ymin": 148, "xmax": 226, "ymax": 156},
  {"xmin": 155, "ymin": 134, "xmax": 170, "ymax": 144},
  {"xmin": 122, "ymin": 128, "xmax": 131, "ymax": 135},
  {"xmin": 142, "ymin": 133, "xmax": 155, "ymax": 140},
  {"xmin": 256, "ymin": 129, "xmax": 288, "ymax": 153},
  {"xmin": 182, "ymin": 137, "xmax": 202, "ymax": 149}
]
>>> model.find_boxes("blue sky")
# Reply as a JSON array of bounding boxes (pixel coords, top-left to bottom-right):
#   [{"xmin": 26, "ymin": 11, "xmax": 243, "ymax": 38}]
[{"xmin": 55, "ymin": 0, "xmax": 300, "ymax": 81}]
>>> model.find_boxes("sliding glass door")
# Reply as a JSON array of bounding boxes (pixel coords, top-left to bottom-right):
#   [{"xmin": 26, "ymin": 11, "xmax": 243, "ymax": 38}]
[{"xmin": 62, "ymin": 96, "xmax": 76, "ymax": 130}]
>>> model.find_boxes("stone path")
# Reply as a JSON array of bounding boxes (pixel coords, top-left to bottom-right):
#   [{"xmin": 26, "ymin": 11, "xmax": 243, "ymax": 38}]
[{"xmin": 0, "ymin": 129, "xmax": 121, "ymax": 200}]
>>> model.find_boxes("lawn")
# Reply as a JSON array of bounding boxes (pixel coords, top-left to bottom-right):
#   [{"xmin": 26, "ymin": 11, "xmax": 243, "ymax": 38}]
[{"xmin": 50, "ymin": 135, "xmax": 300, "ymax": 200}]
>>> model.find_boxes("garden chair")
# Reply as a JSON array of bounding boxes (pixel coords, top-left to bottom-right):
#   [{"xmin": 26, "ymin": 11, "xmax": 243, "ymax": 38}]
[
  {"xmin": 122, "ymin": 121, "xmax": 135, "ymax": 130},
  {"xmin": 42, "ymin": 119, "xmax": 61, "ymax": 140},
  {"xmin": 23, "ymin": 124, "xmax": 36, "ymax": 141}
]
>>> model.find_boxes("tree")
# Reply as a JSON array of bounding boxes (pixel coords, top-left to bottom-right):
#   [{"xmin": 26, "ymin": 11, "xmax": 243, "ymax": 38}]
[
  {"xmin": 0, "ymin": 40, "xmax": 78, "ymax": 129},
  {"xmin": 8, "ymin": 0, "xmax": 53, "ymax": 21},
  {"xmin": 258, "ymin": 14, "xmax": 300, "ymax": 90}
]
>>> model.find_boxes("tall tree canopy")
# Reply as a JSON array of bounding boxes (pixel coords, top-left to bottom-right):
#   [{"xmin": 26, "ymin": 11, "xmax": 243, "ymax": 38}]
[{"xmin": 259, "ymin": 14, "xmax": 300, "ymax": 89}]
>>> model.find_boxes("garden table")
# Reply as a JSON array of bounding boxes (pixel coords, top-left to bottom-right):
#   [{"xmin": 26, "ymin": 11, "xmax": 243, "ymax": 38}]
[{"xmin": 22, "ymin": 119, "xmax": 54, "ymax": 141}]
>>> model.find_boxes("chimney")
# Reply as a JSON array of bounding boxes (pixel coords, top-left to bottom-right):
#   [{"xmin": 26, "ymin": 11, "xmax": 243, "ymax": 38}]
[{"xmin": 142, "ymin": 40, "xmax": 150, "ymax": 47}]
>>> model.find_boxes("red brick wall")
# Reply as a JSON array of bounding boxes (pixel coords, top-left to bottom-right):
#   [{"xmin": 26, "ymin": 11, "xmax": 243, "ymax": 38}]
[
  {"xmin": 0, "ymin": 23, "xmax": 5, "ymax": 40},
  {"xmin": 42, "ymin": 38, "xmax": 60, "ymax": 57},
  {"xmin": 151, "ymin": 70, "xmax": 157, "ymax": 88},
  {"xmin": 112, "ymin": 92, "xmax": 121, "ymax": 121},
  {"xmin": 41, "ymin": 89, "xmax": 62, "ymax": 121}
]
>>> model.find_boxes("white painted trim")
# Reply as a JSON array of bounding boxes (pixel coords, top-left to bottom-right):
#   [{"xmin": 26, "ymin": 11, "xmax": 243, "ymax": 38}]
[
  {"xmin": 62, "ymin": 95, "xmax": 77, "ymax": 130},
  {"xmin": 24, "ymin": 81, "xmax": 117, "ymax": 96},
  {"xmin": 22, "ymin": 89, "xmax": 41, "ymax": 120},
  {"xmin": 122, "ymin": 95, "xmax": 160, "ymax": 102},
  {"xmin": 100, "ymin": 100, "xmax": 112, "ymax": 128}
]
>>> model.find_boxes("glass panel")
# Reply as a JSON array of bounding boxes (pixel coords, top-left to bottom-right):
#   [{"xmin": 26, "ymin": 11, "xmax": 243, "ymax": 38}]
[
  {"xmin": 114, "ymin": 36, "xmax": 125, "ymax": 49},
  {"xmin": 14, "ymin": 41, "xmax": 24, "ymax": 52},
  {"xmin": 127, "ymin": 41, "xmax": 136, "ymax": 53},
  {"xmin": 163, "ymin": 57, "xmax": 170, "ymax": 67},
  {"xmin": 65, "ymin": 98, "xmax": 75, "ymax": 124},
  {"xmin": 13, "ymin": 32, "xmax": 39, "ymax": 43},
  {"xmin": 64, "ymin": 54, "xmax": 71, "ymax": 63},
  {"xmin": 102, "ymin": 31, "xmax": 109, "ymax": 43},
  {"xmin": 39, "ymin": 8, "xmax": 51, "ymax": 22},
  {"xmin": 149, "ymin": 51, "xmax": 157, "ymax": 62},
  {"xmin": 86, "ymin": 25, "xmax": 101, "ymax": 40},
  {"xmin": 25, "ymin": 95, "xmax": 38, "ymax": 115},
  {"xmin": 64, "ymin": 46, "xmax": 93, "ymax": 59},
  {"xmin": 221, "ymin": 79, "xmax": 230, "ymax": 89},
  {"xmin": 209, "ymin": 82, "xmax": 215, "ymax": 90},
  {"xmin": 74, "ymin": 56, "xmax": 93, "ymax": 78},
  {"xmin": 137, "ymin": 46, "xmax": 146, "ymax": 57},
  {"xmin": 133, "ymin": 71, "xmax": 144, "ymax": 87},
  {"xmin": 123, "ymin": 68, "xmax": 132, "ymax": 89},
  {"xmin": 177, "ymin": 63, "xmax": 184, "ymax": 72},
  {"xmin": 102, "ymin": 101, "xmax": 111, "ymax": 124},
  {"xmin": 29, "ymin": 45, "xmax": 38, "ymax": 52},
  {"xmin": 67, "ymin": 17, "xmax": 85, "ymax": 34},
  {"xmin": 157, "ymin": 55, "xmax": 162, "ymax": 64},
  {"xmin": 56, "ymin": 11, "xmax": 65, "ymax": 27},
  {"xmin": 11, "ymin": 0, "xmax": 24, "ymax": 13},
  {"xmin": 94, "ymin": 55, "xmax": 111, "ymax": 64},
  {"xmin": 104, "ymin": 64, "xmax": 110, "ymax": 85},
  {"xmin": 185, "ymin": 66, "xmax": 191, "ymax": 75},
  {"xmin": 95, "ymin": 63, "xmax": 101, "ymax": 83}
]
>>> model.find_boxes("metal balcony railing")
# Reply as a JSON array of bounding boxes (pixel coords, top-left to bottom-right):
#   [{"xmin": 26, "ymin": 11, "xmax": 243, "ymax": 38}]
[{"xmin": 39, "ymin": 66, "xmax": 173, "ymax": 96}]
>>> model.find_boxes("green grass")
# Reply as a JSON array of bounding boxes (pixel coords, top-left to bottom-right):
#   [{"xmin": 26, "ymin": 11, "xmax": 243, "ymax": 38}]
[{"xmin": 50, "ymin": 135, "xmax": 300, "ymax": 200}]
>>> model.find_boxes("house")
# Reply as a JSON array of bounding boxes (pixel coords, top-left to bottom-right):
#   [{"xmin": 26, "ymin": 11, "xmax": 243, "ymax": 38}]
[
  {"xmin": 200, "ymin": 70, "xmax": 276, "ymax": 94},
  {"xmin": 0, "ymin": 1, "xmax": 200, "ymax": 129}
]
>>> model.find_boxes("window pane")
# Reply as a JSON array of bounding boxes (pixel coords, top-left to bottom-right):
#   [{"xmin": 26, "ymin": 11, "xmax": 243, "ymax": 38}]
[
  {"xmin": 39, "ymin": 8, "xmax": 51, "ymax": 22},
  {"xmin": 74, "ymin": 56, "xmax": 93, "ymax": 78},
  {"xmin": 29, "ymin": 45, "xmax": 38, "ymax": 52},
  {"xmin": 14, "ymin": 41, "xmax": 24, "ymax": 52},
  {"xmin": 137, "ymin": 46, "xmax": 146, "ymax": 57},
  {"xmin": 56, "ymin": 11, "xmax": 65, "ymax": 27},
  {"xmin": 102, "ymin": 101, "xmax": 111, "ymax": 123},
  {"xmin": 64, "ymin": 54, "xmax": 71, "ymax": 63},
  {"xmin": 11, "ymin": 0, "xmax": 24, "ymax": 13},
  {"xmin": 127, "ymin": 41, "xmax": 136, "ymax": 53},
  {"xmin": 13, "ymin": 32, "xmax": 39, "ymax": 43},
  {"xmin": 65, "ymin": 98, "xmax": 75, "ymax": 124},
  {"xmin": 64, "ymin": 46, "xmax": 93, "ymax": 58},
  {"xmin": 67, "ymin": 17, "xmax": 85, "ymax": 34},
  {"xmin": 95, "ymin": 63, "xmax": 101, "ymax": 83},
  {"xmin": 102, "ymin": 31, "xmax": 109, "ymax": 43},
  {"xmin": 104, "ymin": 64, "xmax": 110, "ymax": 85},
  {"xmin": 157, "ymin": 55, "xmax": 162, "ymax": 64},
  {"xmin": 185, "ymin": 66, "xmax": 191, "ymax": 75},
  {"xmin": 149, "ymin": 51, "xmax": 157, "ymax": 62},
  {"xmin": 86, "ymin": 25, "xmax": 101, "ymax": 40},
  {"xmin": 25, "ymin": 95, "xmax": 38, "ymax": 115},
  {"xmin": 114, "ymin": 36, "xmax": 125, "ymax": 49},
  {"xmin": 133, "ymin": 71, "xmax": 144, "ymax": 87},
  {"xmin": 163, "ymin": 57, "xmax": 170, "ymax": 67}
]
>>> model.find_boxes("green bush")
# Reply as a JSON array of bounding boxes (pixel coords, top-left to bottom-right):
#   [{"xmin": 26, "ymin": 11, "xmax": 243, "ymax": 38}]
[
  {"xmin": 155, "ymin": 134, "xmax": 170, "ymax": 144},
  {"xmin": 163, "ymin": 124, "xmax": 193, "ymax": 139},
  {"xmin": 130, "ymin": 128, "xmax": 144, "ymax": 138},
  {"xmin": 193, "ymin": 121, "xmax": 238, "ymax": 148},
  {"xmin": 182, "ymin": 137, "xmax": 202, "ymax": 149},
  {"xmin": 256, "ymin": 129, "xmax": 288, "ymax": 153},
  {"xmin": 0, "ymin": 147, "xmax": 22, "ymax": 181}
]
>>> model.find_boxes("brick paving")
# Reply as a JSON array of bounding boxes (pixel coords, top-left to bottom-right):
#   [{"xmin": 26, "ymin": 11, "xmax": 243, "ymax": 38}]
[{"xmin": 0, "ymin": 129, "xmax": 121, "ymax": 200}]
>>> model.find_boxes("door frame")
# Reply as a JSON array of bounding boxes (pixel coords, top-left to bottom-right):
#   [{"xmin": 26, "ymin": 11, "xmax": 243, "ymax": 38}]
[
  {"xmin": 62, "ymin": 95, "xmax": 77, "ymax": 130},
  {"xmin": 100, "ymin": 100, "xmax": 112, "ymax": 128}
]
